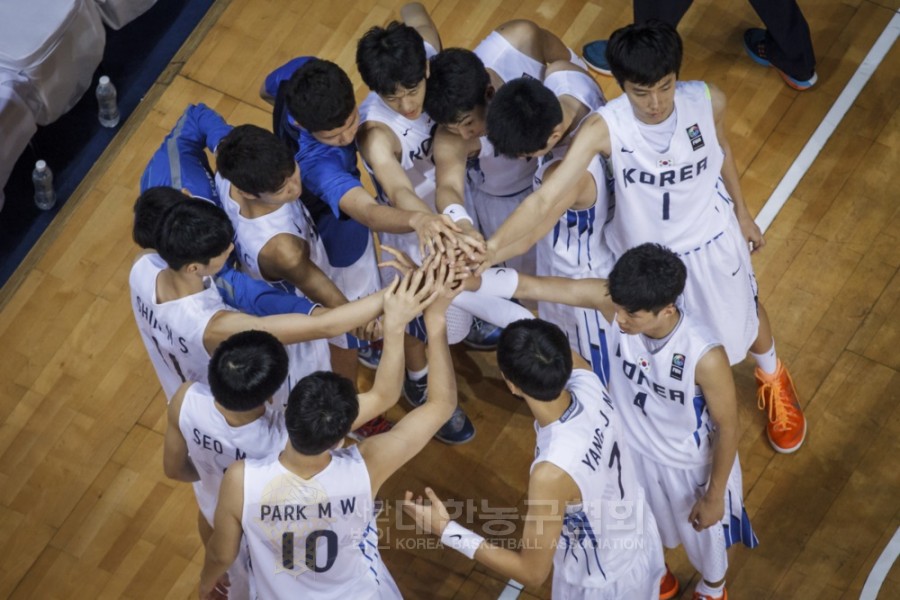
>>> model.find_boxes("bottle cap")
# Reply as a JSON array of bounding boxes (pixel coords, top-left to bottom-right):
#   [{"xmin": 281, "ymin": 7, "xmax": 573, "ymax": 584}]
[
  {"xmin": 36, "ymin": 160, "xmax": 47, "ymax": 170},
  {"xmin": 99, "ymin": 76, "xmax": 110, "ymax": 85}
]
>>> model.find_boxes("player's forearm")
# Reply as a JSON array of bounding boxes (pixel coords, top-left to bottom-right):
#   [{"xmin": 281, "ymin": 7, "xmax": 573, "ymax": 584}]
[
  {"xmin": 707, "ymin": 421, "xmax": 738, "ymax": 500},
  {"xmin": 366, "ymin": 321, "xmax": 407, "ymax": 406},
  {"xmin": 423, "ymin": 313, "xmax": 456, "ymax": 414},
  {"xmin": 473, "ymin": 544, "xmax": 550, "ymax": 589},
  {"xmin": 163, "ymin": 455, "xmax": 200, "ymax": 482},
  {"xmin": 434, "ymin": 183, "xmax": 465, "ymax": 214},
  {"xmin": 357, "ymin": 201, "xmax": 421, "ymax": 234},
  {"xmin": 263, "ymin": 291, "xmax": 383, "ymax": 344},
  {"xmin": 294, "ymin": 266, "xmax": 348, "ymax": 308}
]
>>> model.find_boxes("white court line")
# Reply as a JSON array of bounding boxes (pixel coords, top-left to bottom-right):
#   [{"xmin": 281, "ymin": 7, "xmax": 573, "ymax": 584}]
[
  {"xmin": 756, "ymin": 10, "xmax": 900, "ymax": 233},
  {"xmin": 861, "ymin": 526, "xmax": 900, "ymax": 600},
  {"xmin": 497, "ymin": 9, "xmax": 900, "ymax": 600}
]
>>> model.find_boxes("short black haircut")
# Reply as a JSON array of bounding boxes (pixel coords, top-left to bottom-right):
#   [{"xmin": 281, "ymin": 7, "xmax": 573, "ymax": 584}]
[
  {"xmin": 155, "ymin": 197, "xmax": 234, "ymax": 271},
  {"xmin": 607, "ymin": 20, "xmax": 683, "ymax": 88},
  {"xmin": 215, "ymin": 124, "xmax": 297, "ymax": 196},
  {"xmin": 607, "ymin": 243, "xmax": 687, "ymax": 314},
  {"xmin": 356, "ymin": 21, "xmax": 427, "ymax": 96},
  {"xmin": 133, "ymin": 186, "xmax": 184, "ymax": 249},
  {"xmin": 486, "ymin": 77, "xmax": 562, "ymax": 157},
  {"xmin": 423, "ymin": 48, "xmax": 490, "ymax": 125},
  {"xmin": 497, "ymin": 319, "xmax": 572, "ymax": 401},
  {"xmin": 285, "ymin": 59, "xmax": 356, "ymax": 133},
  {"xmin": 285, "ymin": 371, "xmax": 359, "ymax": 455},
  {"xmin": 208, "ymin": 330, "xmax": 289, "ymax": 411}
]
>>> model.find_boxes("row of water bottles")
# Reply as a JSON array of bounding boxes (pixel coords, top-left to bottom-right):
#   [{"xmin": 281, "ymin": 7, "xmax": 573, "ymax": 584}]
[{"xmin": 33, "ymin": 76, "xmax": 120, "ymax": 210}]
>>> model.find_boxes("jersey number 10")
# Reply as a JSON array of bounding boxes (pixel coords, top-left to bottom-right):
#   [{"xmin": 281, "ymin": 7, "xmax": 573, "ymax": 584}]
[{"xmin": 282, "ymin": 530, "xmax": 338, "ymax": 572}]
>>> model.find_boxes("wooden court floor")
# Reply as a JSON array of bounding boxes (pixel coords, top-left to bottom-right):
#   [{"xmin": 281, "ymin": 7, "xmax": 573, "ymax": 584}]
[{"xmin": 1, "ymin": 0, "xmax": 898, "ymax": 598}]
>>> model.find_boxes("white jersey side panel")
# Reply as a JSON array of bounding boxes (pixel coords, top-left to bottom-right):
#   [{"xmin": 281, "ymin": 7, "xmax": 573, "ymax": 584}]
[
  {"xmin": 130, "ymin": 253, "xmax": 230, "ymax": 400},
  {"xmin": 598, "ymin": 81, "xmax": 728, "ymax": 256},
  {"xmin": 532, "ymin": 370, "xmax": 658, "ymax": 590},
  {"xmin": 178, "ymin": 383, "xmax": 286, "ymax": 524},
  {"xmin": 473, "ymin": 30, "xmax": 545, "ymax": 83},
  {"xmin": 242, "ymin": 447, "xmax": 400, "ymax": 599},
  {"xmin": 608, "ymin": 312, "xmax": 720, "ymax": 468},
  {"xmin": 216, "ymin": 174, "xmax": 329, "ymax": 288}
]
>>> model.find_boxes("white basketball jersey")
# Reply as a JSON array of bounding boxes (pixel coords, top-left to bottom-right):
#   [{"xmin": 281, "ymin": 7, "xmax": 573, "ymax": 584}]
[
  {"xmin": 242, "ymin": 446, "xmax": 400, "ymax": 599},
  {"xmin": 608, "ymin": 310, "xmax": 720, "ymax": 468},
  {"xmin": 216, "ymin": 174, "xmax": 329, "ymax": 289},
  {"xmin": 474, "ymin": 30, "xmax": 545, "ymax": 83},
  {"xmin": 130, "ymin": 253, "xmax": 231, "ymax": 400},
  {"xmin": 178, "ymin": 382, "xmax": 286, "ymax": 524},
  {"xmin": 533, "ymin": 370, "xmax": 654, "ymax": 591},
  {"xmin": 543, "ymin": 69, "xmax": 606, "ymax": 118},
  {"xmin": 598, "ymin": 81, "xmax": 729, "ymax": 256}
]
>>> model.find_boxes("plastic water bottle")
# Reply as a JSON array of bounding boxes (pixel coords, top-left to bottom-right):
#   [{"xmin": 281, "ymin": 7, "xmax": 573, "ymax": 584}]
[
  {"xmin": 32, "ymin": 160, "xmax": 57, "ymax": 210},
  {"xmin": 96, "ymin": 76, "xmax": 121, "ymax": 127}
]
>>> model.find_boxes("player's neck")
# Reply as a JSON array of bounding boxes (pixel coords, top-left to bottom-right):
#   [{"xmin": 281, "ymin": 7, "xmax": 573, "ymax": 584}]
[
  {"xmin": 644, "ymin": 308, "xmax": 681, "ymax": 340},
  {"xmin": 279, "ymin": 446, "xmax": 333, "ymax": 479},
  {"xmin": 528, "ymin": 389, "xmax": 572, "ymax": 428},
  {"xmin": 156, "ymin": 267, "xmax": 204, "ymax": 302},
  {"xmin": 559, "ymin": 95, "xmax": 589, "ymax": 141},
  {"xmin": 229, "ymin": 185, "xmax": 281, "ymax": 219},
  {"xmin": 215, "ymin": 402, "xmax": 267, "ymax": 426}
]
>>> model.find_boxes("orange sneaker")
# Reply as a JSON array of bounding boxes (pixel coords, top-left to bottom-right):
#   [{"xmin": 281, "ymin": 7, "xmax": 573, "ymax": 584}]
[
  {"xmin": 756, "ymin": 359, "xmax": 806, "ymax": 453},
  {"xmin": 692, "ymin": 589, "xmax": 727, "ymax": 600},
  {"xmin": 659, "ymin": 565, "xmax": 680, "ymax": 600}
]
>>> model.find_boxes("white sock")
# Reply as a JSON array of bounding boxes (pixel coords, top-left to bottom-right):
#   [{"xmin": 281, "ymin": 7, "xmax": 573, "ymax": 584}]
[
  {"xmin": 750, "ymin": 338, "xmax": 778, "ymax": 374},
  {"xmin": 406, "ymin": 366, "xmax": 428, "ymax": 381},
  {"xmin": 695, "ymin": 579, "xmax": 725, "ymax": 598}
]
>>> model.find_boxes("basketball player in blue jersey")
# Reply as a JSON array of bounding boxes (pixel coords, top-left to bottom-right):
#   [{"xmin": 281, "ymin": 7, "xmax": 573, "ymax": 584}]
[
  {"xmin": 473, "ymin": 244, "xmax": 759, "ymax": 600},
  {"xmin": 481, "ymin": 21, "xmax": 806, "ymax": 457},
  {"xmin": 138, "ymin": 104, "xmax": 322, "ymax": 320},
  {"xmin": 198, "ymin": 261, "xmax": 463, "ymax": 599},
  {"xmin": 404, "ymin": 319, "xmax": 665, "ymax": 599}
]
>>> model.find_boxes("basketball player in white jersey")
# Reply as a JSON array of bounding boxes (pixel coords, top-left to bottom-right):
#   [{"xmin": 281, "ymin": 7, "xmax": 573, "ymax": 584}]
[
  {"xmin": 166, "ymin": 266, "xmax": 432, "ymax": 598},
  {"xmin": 198, "ymin": 263, "xmax": 462, "ymax": 599},
  {"xmin": 474, "ymin": 244, "xmax": 759, "ymax": 600},
  {"xmin": 403, "ymin": 319, "xmax": 664, "ymax": 599},
  {"xmin": 129, "ymin": 192, "xmax": 385, "ymax": 405},
  {"xmin": 214, "ymin": 124, "xmax": 369, "ymax": 386},
  {"xmin": 355, "ymin": 4, "xmax": 480, "ymax": 443},
  {"xmin": 481, "ymin": 21, "xmax": 806, "ymax": 456},
  {"xmin": 484, "ymin": 65, "xmax": 615, "ymax": 386}
]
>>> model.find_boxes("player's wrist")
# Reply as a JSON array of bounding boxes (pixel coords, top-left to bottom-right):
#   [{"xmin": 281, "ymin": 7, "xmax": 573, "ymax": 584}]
[
  {"xmin": 440, "ymin": 520, "xmax": 485, "ymax": 559},
  {"xmin": 442, "ymin": 203, "xmax": 474, "ymax": 225}
]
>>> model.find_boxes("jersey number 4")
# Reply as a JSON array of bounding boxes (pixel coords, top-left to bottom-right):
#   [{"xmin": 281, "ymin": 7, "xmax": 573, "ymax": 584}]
[{"xmin": 282, "ymin": 530, "xmax": 338, "ymax": 572}]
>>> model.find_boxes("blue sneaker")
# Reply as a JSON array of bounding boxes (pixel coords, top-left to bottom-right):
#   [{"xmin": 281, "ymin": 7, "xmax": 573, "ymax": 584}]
[
  {"xmin": 357, "ymin": 342, "xmax": 382, "ymax": 369},
  {"xmin": 743, "ymin": 28, "xmax": 817, "ymax": 91},
  {"xmin": 582, "ymin": 40, "xmax": 612, "ymax": 76},
  {"xmin": 464, "ymin": 318, "xmax": 502, "ymax": 350},
  {"xmin": 403, "ymin": 373, "xmax": 476, "ymax": 444}
]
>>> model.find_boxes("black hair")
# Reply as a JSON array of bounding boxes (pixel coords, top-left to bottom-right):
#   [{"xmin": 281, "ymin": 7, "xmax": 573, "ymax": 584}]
[
  {"xmin": 423, "ymin": 48, "xmax": 490, "ymax": 125},
  {"xmin": 133, "ymin": 186, "xmax": 184, "ymax": 249},
  {"xmin": 285, "ymin": 371, "xmax": 359, "ymax": 455},
  {"xmin": 606, "ymin": 20, "xmax": 683, "ymax": 88},
  {"xmin": 497, "ymin": 319, "xmax": 572, "ymax": 401},
  {"xmin": 286, "ymin": 59, "xmax": 356, "ymax": 133},
  {"xmin": 215, "ymin": 124, "xmax": 297, "ymax": 196},
  {"xmin": 486, "ymin": 77, "xmax": 562, "ymax": 157},
  {"xmin": 208, "ymin": 330, "xmax": 289, "ymax": 411},
  {"xmin": 155, "ymin": 197, "xmax": 234, "ymax": 271},
  {"xmin": 607, "ymin": 243, "xmax": 686, "ymax": 314},
  {"xmin": 356, "ymin": 21, "xmax": 427, "ymax": 96}
]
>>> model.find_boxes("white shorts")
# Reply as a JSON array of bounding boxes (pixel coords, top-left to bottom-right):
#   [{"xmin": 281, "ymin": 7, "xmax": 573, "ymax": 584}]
[
  {"xmin": 678, "ymin": 221, "xmax": 759, "ymax": 365},
  {"xmin": 551, "ymin": 510, "xmax": 665, "ymax": 600},
  {"xmin": 631, "ymin": 453, "xmax": 758, "ymax": 582},
  {"xmin": 538, "ymin": 302, "xmax": 613, "ymax": 387},
  {"xmin": 327, "ymin": 234, "xmax": 382, "ymax": 350},
  {"xmin": 468, "ymin": 184, "xmax": 537, "ymax": 276}
]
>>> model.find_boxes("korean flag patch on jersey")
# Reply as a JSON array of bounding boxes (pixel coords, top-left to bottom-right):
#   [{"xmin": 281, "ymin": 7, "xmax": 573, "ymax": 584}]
[{"xmin": 686, "ymin": 123, "xmax": 705, "ymax": 151}]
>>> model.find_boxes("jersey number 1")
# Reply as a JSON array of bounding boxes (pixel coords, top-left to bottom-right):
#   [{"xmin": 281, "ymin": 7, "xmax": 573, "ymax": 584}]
[
  {"xmin": 662, "ymin": 192, "xmax": 670, "ymax": 220},
  {"xmin": 282, "ymin": 530, "xmax": 338, "ymax": 572}
]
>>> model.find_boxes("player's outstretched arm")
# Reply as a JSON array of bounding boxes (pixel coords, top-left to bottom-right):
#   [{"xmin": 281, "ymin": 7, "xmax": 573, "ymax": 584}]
[
  {"xmin": 258, "ymin": 234, "xmax": 348, "ymax": 308},
  {"xmin": 403, "ymin": 462, "xmax": 573, "ymax": 587},
  {"xmin": 204, "ymin": 286, "xmax": 386, "ymax": 350},
  {"xmin": 480, "ymin": 115, "xmax": 610, "ymax": 274},
  {"xmin": 689, "ymin": 346, "xmax": 739, "ymax": 530},
  {"xmin": 198, "ymin": 462, "xmax": 245, "ymax": 599},
  {"xmin": 163, "ymin": 382, "xmax": 200, "ymax": 483},
  {"xmin": 354, "ymin": 271, "xmax": 439, "ymax": 427},
  {"xmin": 360, "ymin": 261, "xmax": 458, "ymax": 496}
]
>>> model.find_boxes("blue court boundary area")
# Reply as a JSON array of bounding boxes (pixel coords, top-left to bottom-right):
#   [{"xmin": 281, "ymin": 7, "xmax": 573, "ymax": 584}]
[{"xmin": 0, "ymin": 0, "xmax": 215, "ymax": 288}]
